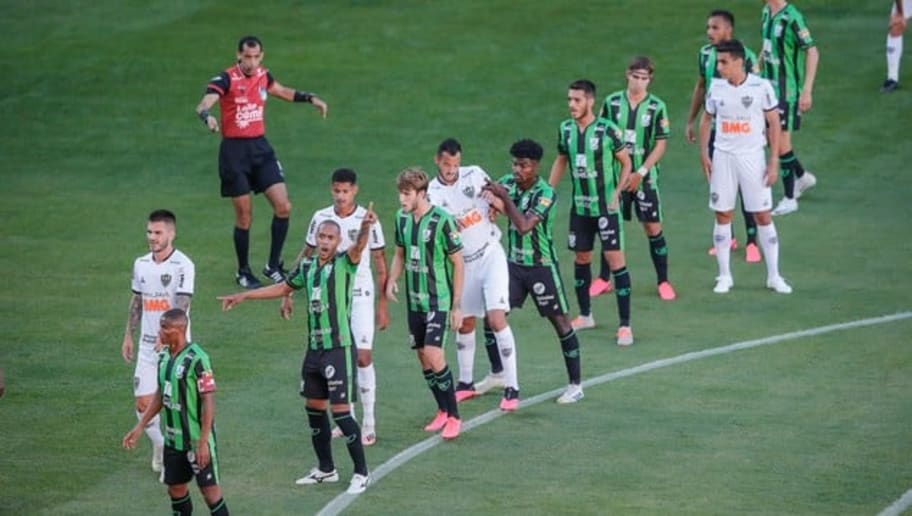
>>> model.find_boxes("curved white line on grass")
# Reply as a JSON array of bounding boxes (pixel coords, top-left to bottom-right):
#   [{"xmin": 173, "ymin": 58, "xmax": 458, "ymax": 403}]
[{"xmin": 318, "ymin": 311, "xmax": 912, "ymax": 516}]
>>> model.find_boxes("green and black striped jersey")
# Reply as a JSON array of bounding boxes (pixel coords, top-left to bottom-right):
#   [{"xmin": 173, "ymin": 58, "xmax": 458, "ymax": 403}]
[
  {"xmin": 761, "ymin": 3, "xmax": 815, "ymax": 101},
  {"xmin": 394, "ymin": 205, "xmax": 463, "ymax": 312},
  {"xmin": 497, "ymin": 174, "xmax": 559, "ymax": 267},
  {"xmin": 158, "ymin": 343, "xmax": 217, "ymax": 452},
  {"xmin": 699, "ymin": 43, "xmax": 760, "ymax": 86},
  {"xmin": 599, "ymin": 91, "xmax": 670, "ymax": 178},
  {"xmin": 556, "ymin": 117, "xmax": 626, "ymax": 217},
  {"xmin": 287, "ymin": 254, "xmax": 358, "ymax": 351}
]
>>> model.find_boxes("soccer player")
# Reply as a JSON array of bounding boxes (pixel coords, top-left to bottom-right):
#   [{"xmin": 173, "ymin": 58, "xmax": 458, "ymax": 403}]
[
  {"xmin": 427, "ymin": 138, "xmax": 519, "ymax": 410},
  {"xmin": 219, "ymin": 204, "xmax": 377, "ymax": 494},
  {"xmin": 121, "ymin": 209, "xmax": 195, "ymax": 481},
  {"xmin": 699, "ymin": 40, "xmax": 793, "ymax": 295},
  {"xmin": 760, "ymin": 1, "xmax": 819, "ymax": 216},
  {"xmin": 600, "ymin": 56, "xmax": 676, "ymax": 301},
  {"xmin": 281, "ymin": 168, "xmax": 388, "ymax": 445},
  {"xmin": 386, "ymin": 167, "xmax": 465, "ymax": 439},
  {"xmin": 481, "ymin": 139, "xmax": 585, "ymax": 403},
  {"xmin": 195, "ymin": 35, "xmax": 329, "ymax": 289},
  {"xmin": 685, "ymin": 9, "xmax": 763, "ymax": 264},
  {"xmin": 883, "ymin": 0, "xmax": 910, "ymax": 92},
  {"xmin": 123, "ymin": 309, "xmax": 229, "ymax": 516},
  {"xmin": 548, "ymin": 79, "xmax": 635, "ymax": 346}
]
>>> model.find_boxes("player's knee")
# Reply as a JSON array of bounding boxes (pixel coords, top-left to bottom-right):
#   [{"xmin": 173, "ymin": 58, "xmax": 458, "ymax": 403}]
[
  {"xmin": 199, "ymin": 485, "xmax": 222, "ymax": 505},
  {"xmin": 168, "ymin": 484, "xmax": 189, "ymax": 499},
  {"xmin": 485, "ymin": 311, "xmax": 508, "ymax": 331},
  {"xmin": 458, "ymin": 317, "xmax": 476, "ymax": 333},
  {"xmin": 274, "ymin": 199, "xmax": 292, "ymax": 218},
  {"xmin": 234, "ymin": 212, "xmax": 252, "ymax": 229},
  {"xmin": 574, "ymin": 251, "xmax": 592, "ymax": 265},
  {"xmin": 357, "ymin": 350, "xmax": 372, "ymax": 367},
  {"xmin": 889, "ymin": 21, "xmax": 905, "ymax": 36}
]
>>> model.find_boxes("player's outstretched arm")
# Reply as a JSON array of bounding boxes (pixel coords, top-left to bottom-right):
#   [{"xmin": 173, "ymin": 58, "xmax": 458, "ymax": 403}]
[
  {"xmin": 195, "ymin": 93, "xmax": 220, "ymax": 133},
  {"xmin": 219, "ymin": 283, "xmax": 293, "ymax": 311},
  {"xmin": 268, "ymin": 81, "xmax": 328, "ymax": 118}
]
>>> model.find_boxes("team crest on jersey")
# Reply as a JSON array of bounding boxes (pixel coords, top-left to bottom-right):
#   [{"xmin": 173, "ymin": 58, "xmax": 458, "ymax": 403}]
[
  {"xmin": 589, "ymin": 137, "xmax": 600, "ymax": 150},
  {"xmin": 175, "ymin": 363, "xmax": 186, "ymax": 379},
  {"xmin": 259, "ymin": 86, "xmax": 268, "ymax": 101},
  {"xmin": 348, "ymin": 228, "xmax": 359, "ymax": 242},
  {"xmin": 641, "ymin": 114, "xmax": 652, "ymax": 126},
  {"xmin": 774, "ymin": 24, "xmax": 783, "ymax": 37},
  {"xmin": 161, "ymin": 273, "xmax": 172, "ymax": 287},
  {"xmin": 741, "ymin": 96, "xmax": 753, "ymax": 108},
  {"xmin": 324, "ymin": 365, "xmax": 336, "ymax": 379},
  {"xmin": 422, "ymin": 228, "xmax": 432, "ymax": 242},
  {"xmin": 462, "ymin": 185, "xmax": 475, "ymax": 198}
]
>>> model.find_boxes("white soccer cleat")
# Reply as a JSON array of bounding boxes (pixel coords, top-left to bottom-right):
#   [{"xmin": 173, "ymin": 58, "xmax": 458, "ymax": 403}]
[
  {"xmin": 570, "ymin": 314, "xmax": 596, "ymax": 331},
  {"xmin": 474, "ymin": 371, "xmax": 506, "ymax": 395},
  {"xmin": 766, "ymin": 276, "xmax": 793, "ymax": 294},
  {"xmin": 347, "ymin": 473, "xmax": 370, "ymax": 494},
  {"xmin": 295, "ymin": 467, "xmax": 340, "ymax": 485},
  {"xmin": 771, "ymin": 197, "xmax": 798, "ymax": 216},
  {"xmin": 151, "ymin": 444, "xmax": 164, "ymax": 473},
  {"xmin": 713, "ymin": 276, "xmax": 734, "ymax": 294},
  {"xmin": 795, "ymin": 172, "xmax": 816, "ymax": 199},
  {"xmin": 556, "ymin": 384, "xmax": 584, "ymax": 404}
]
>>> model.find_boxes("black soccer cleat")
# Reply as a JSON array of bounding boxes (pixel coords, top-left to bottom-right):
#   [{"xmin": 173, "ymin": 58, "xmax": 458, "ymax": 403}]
[
  {"xmin": 881, "ymin": 79, "xmax": 899, "ymax": 93},
  {"xmin": 262, "ymin": 262, "xmax": 287, "ymax": 284},
  {"xmin": 236, "ymin": 267, "xmax": 263, "ymax": 289}
]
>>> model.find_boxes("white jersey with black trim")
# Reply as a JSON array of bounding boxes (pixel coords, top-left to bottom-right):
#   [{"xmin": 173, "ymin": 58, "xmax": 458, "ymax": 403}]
[
  {"xmin": 428, "ymin": 165, "xmax": 501, "ymax": 255},
  {"xmin": 304, "ymin": 205, "xmax": 385, "ymax": 292},
  {"xmin": 705, "ymin": 73, "xmax": 778, "ymax": 154},
  {"xmin": 131, "ymin": 248, "xmax": 195, "ymax": 363}
]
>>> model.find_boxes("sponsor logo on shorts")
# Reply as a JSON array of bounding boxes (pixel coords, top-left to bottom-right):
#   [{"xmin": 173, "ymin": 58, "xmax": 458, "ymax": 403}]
[
  {"xmin": 324, "ymin": 365, "xmax": 336, "ymax": 379},
  {"xmin": 533, "ymin": 282, "xmax": 546, "ymax": 295}
]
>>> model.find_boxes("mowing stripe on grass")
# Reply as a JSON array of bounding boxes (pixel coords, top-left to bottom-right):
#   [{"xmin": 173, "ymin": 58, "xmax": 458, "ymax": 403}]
[{"xmin": 318, "ymin": 311, "xmax": 912, "ymax": 516}]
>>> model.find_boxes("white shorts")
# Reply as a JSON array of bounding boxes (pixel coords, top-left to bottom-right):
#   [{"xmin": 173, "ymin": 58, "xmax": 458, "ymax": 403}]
[
  {"xmin": 461, "ymin": 242, "xmax": 510, "ymax": 318},
  {"xmin": 133, "ymin": 358, "xmax": 159, "ymax": 397},
  {"xmin": 351, "ymin": 289, "xmax": 375, "ymax": 350},
  {"xmin": 708, "ymin": 149, "xmax": 773, "ymax": 213},
  {"xmin": 893, "ymin": 0, "xmax": 912, "ymax": 19}
]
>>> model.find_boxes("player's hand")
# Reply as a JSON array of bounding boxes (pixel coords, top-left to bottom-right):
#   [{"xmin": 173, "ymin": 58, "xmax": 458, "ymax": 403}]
[
  {"xmin": 218, "ymin": 294, "xmax": 244, "ymax": 311},
  {"xmin": 891, "ymin": 12, "xmax": 907, "ymax": 32},
  {"xmin": 625, "ymin": 173, "xmax": 642, "ymax": 193},
  {"xmin": 195, "ymin": 441, "xmax": 211, "ymax": 469},
  {"xmin": 765, "ymin": 163, "xmax": 779, "ymax": 187},
  {"xmin": 450, "ymin": 307, "xmax": 463, "ymax": 329},
  {"xmin": 123, "ymin": 426, "xmax": 142, "ymax": 449},
  {"xmin": 376, "ymin": 302, "xmax": 390, "ymax": 331},
  {"xmin": 700, "ymin": 153, "xmax": 713, "ymax": 182},
  {"xmin": 798, "ymin": 91, "xmax": 813, "ymax": 113},
  {"xmin": 312, "ymin": 97, "xmax": 328, "ymax": 119},
  {"xmin": 481, "ymin": 181, "xmax": 509, "ymax": 200},
  {"xmin": 121, "ymin": 336, "xmax": 134, "ymax": 363},
  {"xmin": 363, "ymin": 202, "xmax": 376, "ymax": 226},
  {"xmin": 280, "ymin": 294, "xmax": 294, "ymax": 320},
  {"xmin": 385, "ymin": 280, "xmax": 398, "ymax": 303},
  {"xmin": 480, "ymin": 191, "xmax": 505, "ymax": 214},
  {"xmin": 685, "ymin": 123, "xmax": 696, "ymax": 144}
]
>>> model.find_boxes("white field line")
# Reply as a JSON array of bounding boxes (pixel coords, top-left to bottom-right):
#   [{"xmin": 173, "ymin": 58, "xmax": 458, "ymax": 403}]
[{"xmin": 318, "ymin": 311, "xmax": 912, "ymax": 516}]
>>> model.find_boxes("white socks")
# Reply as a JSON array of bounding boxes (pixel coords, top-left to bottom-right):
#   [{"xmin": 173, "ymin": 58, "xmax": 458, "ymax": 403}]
[
  {"xmin": 494, "ymin": 327, "xmax": 519, "ymax": 391},
  {"xmin": 757, "ymin": 223, "xmax": 781, "ymax": 281},
  {"xmin": 887, "ymin": 34, "xmax": 903, "ymax": 81},
  {"xmin": 455, "ymin": 331, "xmax": 476, "ymax": 384},
  {"xmin": 138, "ymin": 410, "xmax": 164, "ymax": 447},
  {"xmin": 713, "ymin": 222, "xmax": 732, "ymax": 278},
  {"xmin": 357, "ymin": 364, "xmax": 376, "ymax": 429}
]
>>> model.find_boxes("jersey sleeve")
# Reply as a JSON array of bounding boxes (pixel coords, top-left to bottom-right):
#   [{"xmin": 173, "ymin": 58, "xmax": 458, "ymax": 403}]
[
  {"xmin": 369, "ymin": 218, "xmax": 386, "ymax": 251},
  {"xmin": 654, "ymin": 101, "xmax": 670, "ymax": 139},
  {"xmin": 130, "ymin": 260, "xmax": 141, "ymax": 294},
  {"xmin": 698, "ymin": 48, "xmax": 708, "ymax": 80},
  {"xmin": 266, "ymin": 71, "xmax": 276, "ymax": 88},
  {"xmin": 791, "ymin": 14, "xmax": 815, "ymax": 49},
  {"xmin": 598, "ymin": 97, "xmax": 609, "ymax": 119},
  {"xmin": 394, "ymin": 212, "xmax": 404, "ymax": 248},
  {"xmin": 761, "ymin": 80, "xmax": 779, "ymax": 111},
  {"xmin": 556, "ymin": 125, "xmax": 569, "ymax": 156},
  {"xmin": 606, "ymin": 124, "xmax": 626, "ymax": 154},
  {"xmin": 193, "ymin": 353, "xmax": 216, "ymax": 394},
  {"xmin": 286, "ymin": 259, "xmax": 311, "ymax": 290},
  {"xmin": 206, "ymin": 71, "xmax": 230, "ymax": 96},
  {"xmin": 305, "ymin": 214, "xmax": 319, "ymax": 247},
  {"xmin": 440, "ymin": 215, "xmax": 463, "ymax": 255},
  {"xmin": 529, "ymin": 185, "xmax": 555, "ymax": 220},
  {"xmin": 177, "ymin": 258, "xmax": 195, "ymax": 296}
]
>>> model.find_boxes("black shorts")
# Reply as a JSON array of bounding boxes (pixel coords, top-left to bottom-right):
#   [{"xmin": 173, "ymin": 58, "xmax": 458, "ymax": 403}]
[
  {"xmin": 299, "ymin": 347, "xmax": 357, "ymax": 405},
  {"xmin": 163, "ymin": 444, "xmax": 220, "ymax": 487},
  {"xmin": 567, "ymin": 211, "xmax": 625, "ymax": 252},
  {"xmin": 407, "ymin": 310, "xmax": 450, "ymax": 349},
  {"xmin": 218, "ymin": 137, "xmax": 285, "ymax": 198},
  {"xmin": 621, "ymin": 179, "xmax": 663, "ymax": 223},
  {"xmin": 509, "ymin": 263, "xmax": 569, "ymax": 317},
  {"xmin": 777, "ymin": 99, "xmax": 801, "ymax": 132}
]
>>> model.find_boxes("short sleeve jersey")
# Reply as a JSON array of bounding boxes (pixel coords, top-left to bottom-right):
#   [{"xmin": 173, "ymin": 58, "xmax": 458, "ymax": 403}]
[
  {"xmin": 158, "ymin": 342, "xmax": 216, "ymax": 451},
  {"xmin": 556, "ymin": 117, "xmax": 626, "ymax": 217},
  {"xmin": 427, "ymin": 166, "xmax": 501, "ymax": 255},
  {"xmin": 206, "ymin": 64, "xmax": 276, "ymax": 138},
  {"xmin": 705, "ymin": 73, "xmax": 778, "ymax": 153},
  {"xmin": 394, "ymin": 205, "xmax": 463, "ymax": 312},
  {"xmin": 497, "ymin": 174, "xmax": 559, "ymax": 267},
  {"xmin": 305, "ymin": 205, "xmax": 385, "ymax": 292},
  {"xmin": 761, "ymin": 3, "xmax": 815, "ymax": 101},
  {"xmin": 286, "ymin": 253, "xmax": 359, "ymax": 350},
  {"xmin": 599, "ymin": 91, "xmax": 670, "ymax": 177},
  {"xmin": 131, "ymin": 249, "xmax": 195, "ymax": 364}
]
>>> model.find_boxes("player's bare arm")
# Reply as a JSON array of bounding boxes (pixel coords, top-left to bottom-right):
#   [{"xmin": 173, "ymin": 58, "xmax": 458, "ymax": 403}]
[
  {"xmin": 121, "ymin": 293, "xmax": 142, "ymax": 362},
  {"xmin": 611, "ymin": 148, "xmax": 633, "ymax": 209},
  {"xmin": 686, "ymin": 76, "xmax": 707, "ymax": 143},
  {"xmin": 764, "ymin": 108, "xmax": 782, "ymax": 186},
  {"xmin": 268, "ymin": 81, "xmax": 328, "ymax": 118},
  {"xmin": 123, "ymin": 393, "xmax": 163, "ymax": 449},
  {"xmin": 385, "ymin": 247, "xmax": 404, "ymax": 303},
  {"xmin": 627, "ymin": 139, "xmax": 667, "ymax": 192},
  {"xmin": 219, "ymin": 282, "xmax": 294, "ymax": 311},
  {"xmin": 548, "ymin": 154, "xmax": 568, "ymax": 187},
  {"xmin": 482, "ymin": 183, "xmax": 541, "ymax": 235},
  {"xmin": 799, "ymin": 46, "xmax": 819, "ymax": 113},
  {"xmin": 174, "ymin": 293, "xmax": 192, "ymax": 312},
  {"xmin": 372, "ymin": 247, "xmax": 390, "ymax": 331},
  {"xmin": 196, "ymin": 391, "xmax": 215, "ymax": 468},
  {"xmin": 448, "ymin": 249, "xmax": 464, "ymax": 329},
  {"xmin": 279, "ymin": 244, "xmax": 315, "ymax": 320},
  {"xmin": 195, "ymin": 92, "xmax": 220, "ymax": 133},
  {"xmin": 698, "ymin": 112, "xmax": 714, "ymax": 181}
]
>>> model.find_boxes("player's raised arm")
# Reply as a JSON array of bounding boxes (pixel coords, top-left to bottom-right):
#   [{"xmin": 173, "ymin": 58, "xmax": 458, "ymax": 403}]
[{"xmin": 347, "ymin": 202, "xmax": 376, "ymax": 264}]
